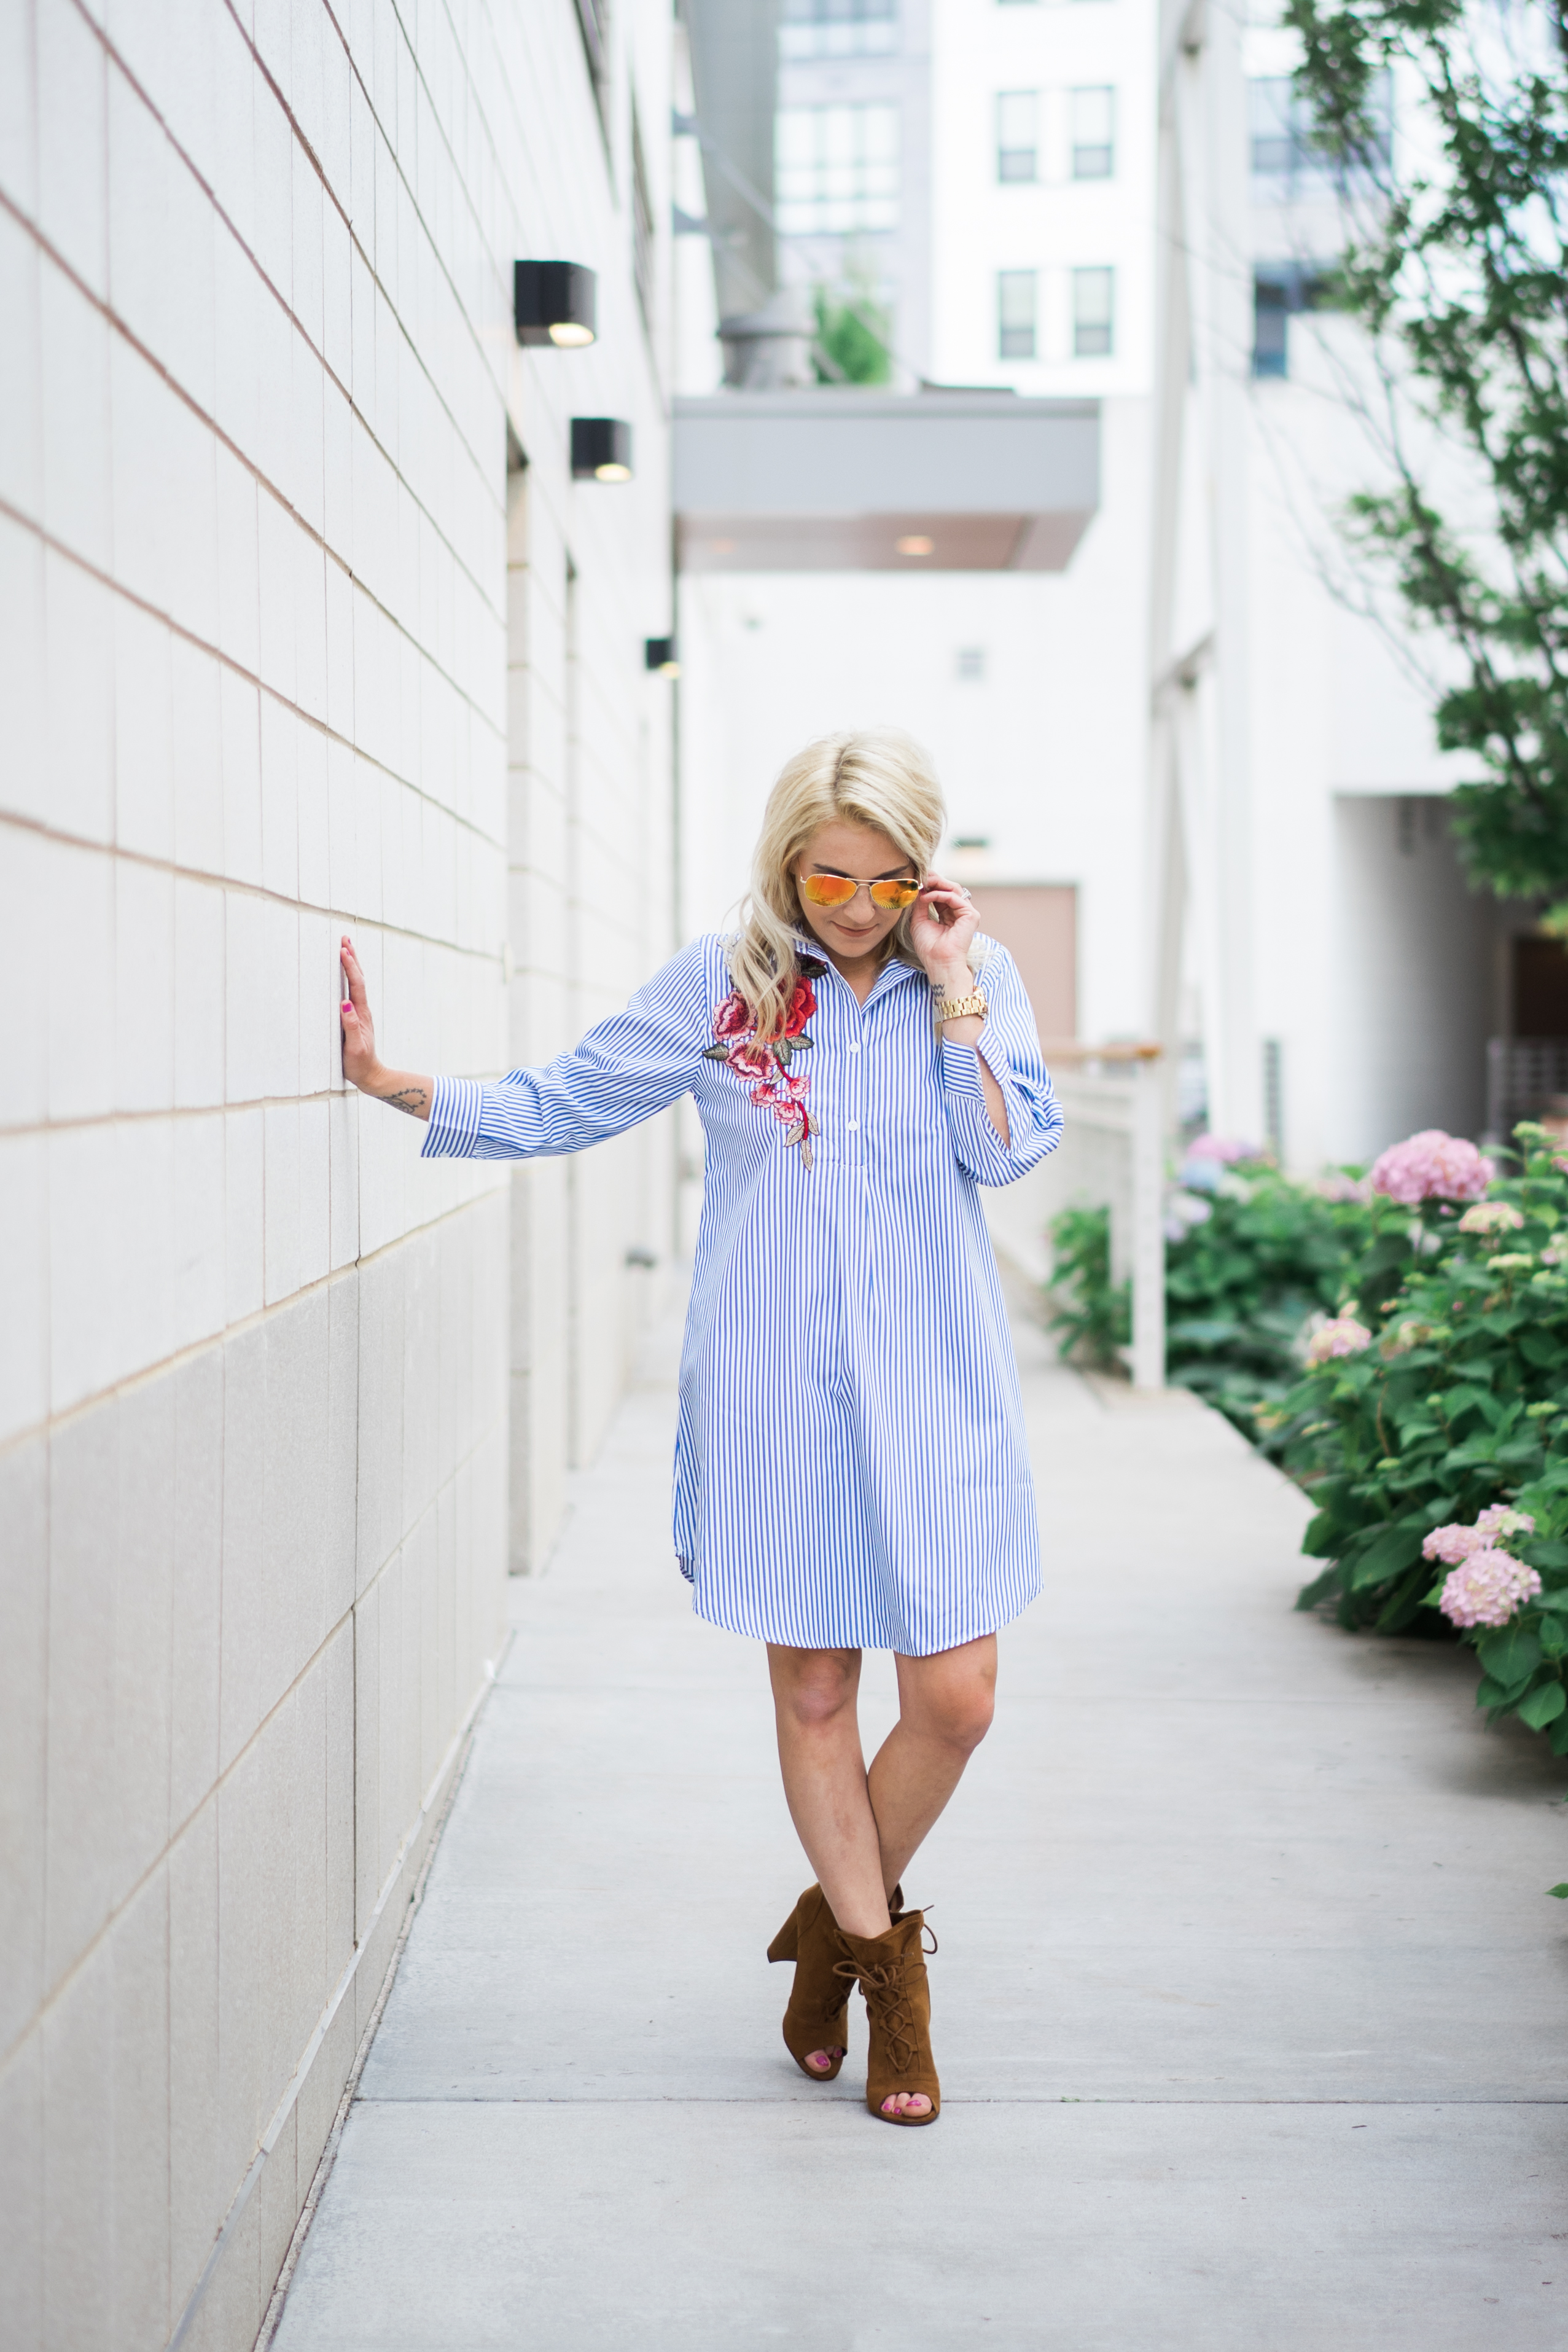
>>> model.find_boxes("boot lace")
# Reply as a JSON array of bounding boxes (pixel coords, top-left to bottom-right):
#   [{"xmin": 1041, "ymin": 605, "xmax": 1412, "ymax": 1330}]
[{"xmin": 832, "ymin": 1942, "xmax": 934, "ymax": 2076}]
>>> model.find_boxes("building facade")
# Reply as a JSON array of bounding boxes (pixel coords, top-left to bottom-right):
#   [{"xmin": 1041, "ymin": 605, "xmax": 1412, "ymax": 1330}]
[
  {"xmin": 1149, "ymin": 0, "xmax": 1526, "ymax": 1166},
  {"xmin": 676, "ymin": 0, "xmax": 1158, "ymax": 1058},
  {"xmin": 0, "ymin": 5, "xmax": 678, "ymax": 2346}
]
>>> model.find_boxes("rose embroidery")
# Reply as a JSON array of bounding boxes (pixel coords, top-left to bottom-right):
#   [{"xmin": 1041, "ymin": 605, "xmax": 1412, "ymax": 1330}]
[{"xmin": 703, "ymin": 964, "xmax": 822, "ymax": 1168}]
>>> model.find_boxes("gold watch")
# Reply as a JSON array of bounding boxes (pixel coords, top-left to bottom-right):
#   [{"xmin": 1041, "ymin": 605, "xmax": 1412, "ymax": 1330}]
[{"xmin": 932, "ymin": 988, "xmax": 988, "ymax": 1028}]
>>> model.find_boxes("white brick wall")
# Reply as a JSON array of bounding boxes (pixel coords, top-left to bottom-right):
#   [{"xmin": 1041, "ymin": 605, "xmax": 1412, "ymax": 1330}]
[{"xmin": 0, "ymin": 3, "xmax": 679, "ymax": 2346}]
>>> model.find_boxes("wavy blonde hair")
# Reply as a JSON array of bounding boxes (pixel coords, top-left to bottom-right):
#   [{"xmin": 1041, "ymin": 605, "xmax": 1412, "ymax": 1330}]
[{"xmin": 728, "ymin": 729, "xmax": 946, "ymax": 1038}]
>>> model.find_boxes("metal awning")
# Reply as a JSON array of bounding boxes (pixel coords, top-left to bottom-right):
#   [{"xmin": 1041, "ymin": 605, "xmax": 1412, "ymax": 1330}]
[{"xmin": 673, "ymin": 390, "xmax": 1100, "ymax": 572}]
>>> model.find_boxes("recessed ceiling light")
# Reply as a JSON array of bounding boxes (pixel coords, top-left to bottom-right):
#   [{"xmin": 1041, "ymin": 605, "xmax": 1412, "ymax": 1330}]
[{"xmin": 896, "ymin": 535, "xmax": 934, "ymax": 557}]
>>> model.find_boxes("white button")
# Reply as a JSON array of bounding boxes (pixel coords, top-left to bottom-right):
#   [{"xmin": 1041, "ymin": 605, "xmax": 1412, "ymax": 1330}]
[
  {"xmin": 848, "ymin": 1042, "xmax": 860, "ymax": 1055},
  {"xmin": 848, "ymin": 1119, "xmax": 860, "ymax": 1131}
]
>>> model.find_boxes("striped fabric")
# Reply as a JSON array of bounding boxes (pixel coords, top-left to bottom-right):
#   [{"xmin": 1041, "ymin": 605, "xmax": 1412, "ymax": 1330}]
[{"xmin": 422, "ymin": 932, "xmax": 1062, "ymax": 1655}]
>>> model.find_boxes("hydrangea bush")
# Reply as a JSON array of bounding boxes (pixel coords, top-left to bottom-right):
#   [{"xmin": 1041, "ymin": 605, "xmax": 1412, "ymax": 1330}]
[
  {"xmin": 1156, "ymin": 1152, "xmax": 1373, "ymax": 1439},
  {"xmin": 1283, "ymin": 1125, "xmax": 1568, "ymax": 1752},
  {"xmin": 1047, "ymin": 1146, "xmax": 1374, "ymax": 1432}
]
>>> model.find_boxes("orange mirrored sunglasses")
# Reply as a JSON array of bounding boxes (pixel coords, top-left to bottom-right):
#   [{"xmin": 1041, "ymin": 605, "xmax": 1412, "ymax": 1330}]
[{"xmin": 800, "ymin": 872, "xmax": 921, "ymax": 912}]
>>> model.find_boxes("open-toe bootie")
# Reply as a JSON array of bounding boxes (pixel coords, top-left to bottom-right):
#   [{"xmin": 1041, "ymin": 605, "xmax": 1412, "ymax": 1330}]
[
  {"xmin": 834, "ymin": 1910, "xmax": 941, "ymax": 2125},
  {"xmin": 766, "ymin": 1884, "xmax": 852, "ymax": 2081}
]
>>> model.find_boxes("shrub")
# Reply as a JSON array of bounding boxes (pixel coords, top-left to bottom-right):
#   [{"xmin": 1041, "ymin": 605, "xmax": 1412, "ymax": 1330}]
[
  {"xmin": 1162, "ymin": 1158, "xmax": 1371, "ymax": 1445},
  {"xmin": 1282, "ymin": 1127, "xmax": 1568, "ymax": 1748},
  {"xmin": 1044, "ymin": 1203, "xmax": 1129, "ymax": 1370},
  {"xmin": 1045, "ymin": 1149, "xmax": 1374, "ymax": 1435}
]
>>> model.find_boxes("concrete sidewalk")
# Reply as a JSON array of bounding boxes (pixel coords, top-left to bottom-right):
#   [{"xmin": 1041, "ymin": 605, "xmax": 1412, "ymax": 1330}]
[{"xmin": 272, "ymin": 1307, "xmax": 1568, "ymax": 2351}]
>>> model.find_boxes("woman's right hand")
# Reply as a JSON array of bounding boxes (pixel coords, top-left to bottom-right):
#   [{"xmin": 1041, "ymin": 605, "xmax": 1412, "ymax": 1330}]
[{"xmin": 340, "ymin": 936, "xmax": 435, "ymax": 1120}]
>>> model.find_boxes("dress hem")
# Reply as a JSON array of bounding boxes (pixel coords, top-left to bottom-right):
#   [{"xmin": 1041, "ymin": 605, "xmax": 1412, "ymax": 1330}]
[{"xmin": 681, "ymin": 1570, "xmax": 1042, "ymax": 1658}]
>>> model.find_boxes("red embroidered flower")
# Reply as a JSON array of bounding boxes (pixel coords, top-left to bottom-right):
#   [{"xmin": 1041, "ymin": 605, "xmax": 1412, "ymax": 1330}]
[
  {"xmin": 782, "ymin": 977, "xmax": 816, "ymax": 1039},
  {"xmin": 704, "ymin": 976, "xmax": 816, "ymax": 1169}
]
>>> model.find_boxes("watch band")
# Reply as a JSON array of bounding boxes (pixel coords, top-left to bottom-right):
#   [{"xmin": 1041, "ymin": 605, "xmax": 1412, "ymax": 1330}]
[{"xmin": 932, "ymin": 988, "xmax": 988, "ymax": 1028}]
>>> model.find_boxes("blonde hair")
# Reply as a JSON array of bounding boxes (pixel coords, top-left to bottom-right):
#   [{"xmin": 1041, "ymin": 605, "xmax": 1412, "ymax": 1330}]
[{"xmin": 728, "ymin": 729, "xmax": 946, "ymax": 1038}]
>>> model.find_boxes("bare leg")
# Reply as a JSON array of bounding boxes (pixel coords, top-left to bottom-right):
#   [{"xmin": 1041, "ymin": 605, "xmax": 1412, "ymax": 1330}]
[
  {"xmin": 767, "ymin": 1635, "xmax": 997, "ymax": 2109},
  {"xmin": 767, "ymin": 1646, "xmax": 890, "ymax": 1940},
  {"xmin": 866, "ymin": 1635, "xmax": 997, "ymax": 1897}
]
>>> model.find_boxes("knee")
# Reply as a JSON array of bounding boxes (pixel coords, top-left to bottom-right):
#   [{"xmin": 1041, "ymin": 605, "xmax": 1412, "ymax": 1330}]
[
  {"xmin": 774, "ymin": 1653, "xmax": 859, "ymax": 1734},
  {"xmin": 920, "ymin": 1678, "xmax": 996, "ymax": 1756}
]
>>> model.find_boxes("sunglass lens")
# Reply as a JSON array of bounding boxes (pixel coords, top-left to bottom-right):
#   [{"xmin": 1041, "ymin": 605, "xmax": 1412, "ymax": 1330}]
[
  {"xmin": 802, "ymin": 875, "xmax": 857, "ymax": 908},
  {"xmin": 870, "ymin": 880, "xmax": 920, "ymax": 909}
]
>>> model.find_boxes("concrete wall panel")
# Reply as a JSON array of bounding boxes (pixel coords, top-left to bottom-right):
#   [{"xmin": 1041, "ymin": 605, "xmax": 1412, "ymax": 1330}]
[{"xmin": 3, "ymin": 2, "xmax": 678, "ymax": 2343}]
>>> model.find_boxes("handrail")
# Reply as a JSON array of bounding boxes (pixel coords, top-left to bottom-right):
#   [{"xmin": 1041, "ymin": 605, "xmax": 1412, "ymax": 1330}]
[{"xmin": 1039, "ymin": 1038, "xmax": 1163, "ymax": 1063}]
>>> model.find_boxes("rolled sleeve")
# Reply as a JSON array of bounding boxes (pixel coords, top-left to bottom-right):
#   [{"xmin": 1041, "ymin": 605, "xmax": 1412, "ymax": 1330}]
[
  {"xmin": 938, "ymin": 943, "xmax": 1063, "ymax": 1187},
  {"xmin": 420, "ymin": 1075, "xmax": 485, "ymax": 1159}
]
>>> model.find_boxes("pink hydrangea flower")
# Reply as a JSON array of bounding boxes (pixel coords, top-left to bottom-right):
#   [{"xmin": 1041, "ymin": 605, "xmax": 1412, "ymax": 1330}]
[
  {"xmin": 1457, "ymin": 1200, "xmax": 1524, "ymax": 1235},
  {"xmin": 1369, "ymin": 1130, "xmax": 1493, "ymax": 1205},
  {"xmin": 1303, "ymin": 1315, "xmax": 1373, "ymax": 1367},
  {"xmin": 1475, "ymin": 1503, "xmax": 1536, "ymax": 1542},
  {"xmin": 1423, "ymin": 1522, "xmax": 1488, "ymax": 1566},
  {"xmin": 1186, "ymin": 1134, "xmax": 1260, "ymax": 1165},
  {"xmin": 1437, "ymin": 1550, "xmax": 1542, "ymax": 1629},
  {"xmin": 1318, "ymin": 1171, "xmax": 1370, "ymax": 1205}
]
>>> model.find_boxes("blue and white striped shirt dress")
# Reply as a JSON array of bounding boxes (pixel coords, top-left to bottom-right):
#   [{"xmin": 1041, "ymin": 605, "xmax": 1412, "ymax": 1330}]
[{"xmin": 421, "ymin": 932, "xmax": 1063, "ymax": 1656}]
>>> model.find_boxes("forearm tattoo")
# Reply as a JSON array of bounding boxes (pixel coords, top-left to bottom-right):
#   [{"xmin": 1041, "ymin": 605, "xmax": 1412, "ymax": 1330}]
[{"xmin": 381, "ymin": 1087, "xmax": 428, "ymax": 1118}]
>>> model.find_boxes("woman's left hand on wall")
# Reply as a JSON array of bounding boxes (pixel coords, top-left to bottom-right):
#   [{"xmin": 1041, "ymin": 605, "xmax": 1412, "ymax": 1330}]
[{"xmin": 340, "ymin": 937, "xmax": 435, "ymax": 1120}]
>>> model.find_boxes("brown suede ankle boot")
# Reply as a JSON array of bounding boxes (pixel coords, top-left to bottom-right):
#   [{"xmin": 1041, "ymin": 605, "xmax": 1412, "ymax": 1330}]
[
  {"xmin": 766, "ymin": 1885, "xmax": 852, "ymax": 2080},
  {"xmin": 833, "ymin": 1910, "xmax": 940, "ymax": 2125}
]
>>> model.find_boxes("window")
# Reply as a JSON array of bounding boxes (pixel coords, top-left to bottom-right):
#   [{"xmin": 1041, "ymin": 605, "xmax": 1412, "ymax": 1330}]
[
  {"xmin": 1071, "ymin": 87, "xmax": 1115, "ymax": 179},
  {"xmin": 776, "ymin": 104, "xmax": 900, "ymax": 235},
  {"xmin": 998, "ymin": 270, "xmax": 1037, "ymax": 359},
  {"xmin": 956, "ymin": 647, "xmax": 986, "ymax": 681},
  {"xmin": 1072, "ymin": 266, "xmax": 1114, "ymax": 356},
  {"xmin": 780, "ymin": 0, "xmax": 897, "ymax": 58},
  {"xmin": 1252, "ymin": 263, "xmax": 1330, "ymax": 377},
  {"xmin": 1249, "ymin": 71, "xmax": 1391, "ymax": 182},
  {"xmin": 997, "ymin": 92, "xmax": 1039, "ymax": 182}
]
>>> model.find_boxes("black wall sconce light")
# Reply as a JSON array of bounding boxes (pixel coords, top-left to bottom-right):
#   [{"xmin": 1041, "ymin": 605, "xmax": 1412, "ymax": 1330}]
[
  {"xmin": 644, "ymin": 637, "xmax": 680, "ymax": 677},
  {"xmin": 571, "ymin": 418, "xmax": 633, "ymax": 481},
  {"xmin": 514, "ymin": 260, "xmax": 597, "ymax": 347}
]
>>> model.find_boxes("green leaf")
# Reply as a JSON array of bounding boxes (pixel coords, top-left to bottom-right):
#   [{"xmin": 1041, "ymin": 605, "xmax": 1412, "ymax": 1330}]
[
  {"xmin": 1346, "ymin": 1520, "xmax": 1427, "ymax": 1590},
  {"xmin": 1548, "ymin": 1883, "xmax": 1568, "ymax": 1897},
  {"xmin": 1476, "ymin": 1624, "xmax": 1543, "ymax": 1687},
  {"xmin": 701, "ymin": 1045, "xmax": 733, "ymax": 1061},
  {"xmin": 1295, "ymin": 1562, "xmax": 1344, "ymax": 1611},
  {"xmin": 1442, "ymin": 1384, "xmax": 1501, "ymax": 1425},
  {"xmin": 1518, "ymin": 1681, "xmax": 1567, "ymax": 1730},
  {"xmin": 1300, "ymin": 1510, "xmax": 1343, "ymax": 1559}
]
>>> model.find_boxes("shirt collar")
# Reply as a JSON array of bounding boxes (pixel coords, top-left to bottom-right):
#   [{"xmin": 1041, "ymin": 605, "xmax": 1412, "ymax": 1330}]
[{"xmin": 792, "ymin": 936, "xmax": 926, "ymax": 1003}]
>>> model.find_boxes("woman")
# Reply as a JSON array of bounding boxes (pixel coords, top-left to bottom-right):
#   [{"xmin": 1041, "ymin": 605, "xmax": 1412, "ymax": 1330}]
[{"xmin": 339, "ymin": 729, "xmax": 1061, "ymax": 2125}]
